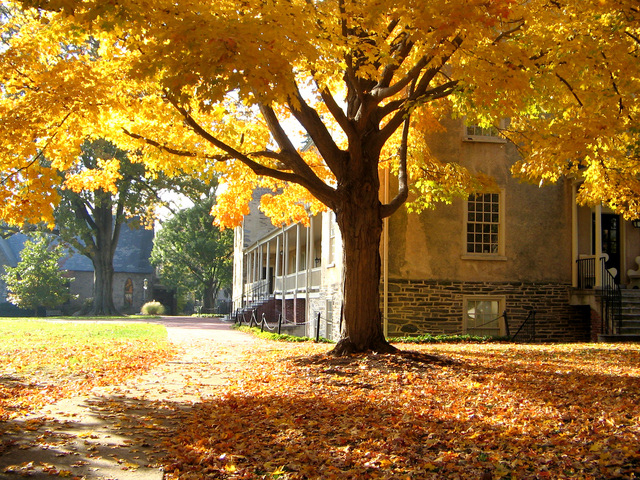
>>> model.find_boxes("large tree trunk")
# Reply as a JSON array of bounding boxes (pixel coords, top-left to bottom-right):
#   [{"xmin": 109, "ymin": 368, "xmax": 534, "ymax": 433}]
[
  {"xmin": 87, "ymin": 204, "xmax": 120, "ymax": 316},
  {"xmin": 91, "ymin": 251, "xmax": 119, "ymax": 315},
  {"xmin": 203, "ymin": 281, "xmax": 217, "ymax": 311},
  {"xmin": 330, "ymin": 175, "xmax": 397, "ymax": 356}
]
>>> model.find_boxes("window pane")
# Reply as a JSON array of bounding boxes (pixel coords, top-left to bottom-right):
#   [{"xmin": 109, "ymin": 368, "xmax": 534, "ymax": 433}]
[
  {"xmin": 466, "ymin": 193, "xmax": 500, "ymax": 255},
  {"xmin": 466, "ymin": 300, "xmax": 501, "ymax": 336}
]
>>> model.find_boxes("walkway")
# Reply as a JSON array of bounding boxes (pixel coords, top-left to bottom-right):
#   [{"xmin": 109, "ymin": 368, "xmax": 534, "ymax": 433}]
[{"xmin": 0, "ymin": 317, "xmax": 258, "ymax": 480}]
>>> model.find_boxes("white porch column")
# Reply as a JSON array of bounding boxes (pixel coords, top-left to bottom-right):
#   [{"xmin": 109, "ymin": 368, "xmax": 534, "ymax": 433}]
[
  {"xmin": 571, "ymin": 183, "xmax": 579, "ymax": 288},
  {"xmin": 246, "ymin": 252, "xmax": 252, "ymax": 283},
  {"xmin": 259, "ymin": 244, "xmax": 264, "ymax": 280},
  {"xmin": 294, "ymin": 224, "xmax": 301, "ymax": 322},
  {"xmin": 275, "ymin": 236, "xmax": 281, "ymax": 278},
  {"xmin": 243, "ymin": 252, "xmax": 249, "ymax": 288},
  {"xmin": 305, "ymin": 221, "xmax": 311, "ymax": 329},
  {"xmin": 595, "ymin": 204, "xmax": 603, "ymax": 288},
  {"xmin": 282, "ymin": 229, "xmax": 288, "ymax": 321},
  {"xmin": 265, "ymin": 240, "xmax": 271, "ymax": 293},
  {"xmin": 253, "ymin": 249, "xmax": 258, "ymax": 283}
]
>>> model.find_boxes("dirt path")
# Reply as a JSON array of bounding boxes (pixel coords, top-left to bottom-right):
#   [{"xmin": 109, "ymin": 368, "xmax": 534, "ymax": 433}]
[{"xmin": 0, "ymin": 317, "xmax": 259, "ymax": 480}]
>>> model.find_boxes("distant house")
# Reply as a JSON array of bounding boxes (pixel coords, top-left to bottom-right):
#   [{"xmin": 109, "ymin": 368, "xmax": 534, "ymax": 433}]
[
  {"xmin": 233, "ymin": 116, "xmax": 640, "ymax": 343},
  {"xmin": 0, "ymin": 223, "xmax": 156, "ymax": 315}
]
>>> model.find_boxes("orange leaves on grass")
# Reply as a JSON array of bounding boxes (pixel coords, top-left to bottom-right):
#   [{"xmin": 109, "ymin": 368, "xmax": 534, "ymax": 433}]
[
  {"xmin": 0, "ymin": 338, "xmax": 175, "ymax": 421},
  {"xmin": 162, "ymin": 342, "xmax": 640, "ymax": 479}
]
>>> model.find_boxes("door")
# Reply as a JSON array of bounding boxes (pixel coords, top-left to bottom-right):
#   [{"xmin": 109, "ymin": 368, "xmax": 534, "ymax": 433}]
[{"xmin": 595, "ymin": 214, "xmax": 621, "ymax": 283}]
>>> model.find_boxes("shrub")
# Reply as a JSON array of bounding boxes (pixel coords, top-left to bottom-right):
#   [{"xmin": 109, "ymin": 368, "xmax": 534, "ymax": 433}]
[{"xmin": 141, "ymin": 301, "xmax": 166, "ymax": 315}]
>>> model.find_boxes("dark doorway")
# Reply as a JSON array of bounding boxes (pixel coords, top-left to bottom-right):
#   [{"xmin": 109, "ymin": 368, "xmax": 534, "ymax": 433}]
[
  {"xmin": 594, "ymin": 213, "xmax": 621, "ymax": 283},
  {"xmin": 151, "ymin": 285, "xmax": 177, "ymax": 315}
]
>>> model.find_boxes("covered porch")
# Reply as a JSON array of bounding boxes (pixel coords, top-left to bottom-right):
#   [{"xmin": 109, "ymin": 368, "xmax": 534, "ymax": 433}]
[{"xmin": 236, "ymin": 215, "xmax": 323, "ymax": 323}]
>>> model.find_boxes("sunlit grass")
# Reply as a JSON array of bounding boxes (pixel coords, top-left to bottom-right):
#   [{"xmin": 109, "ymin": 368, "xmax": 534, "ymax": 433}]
[{"xmin": 0, "ymin": 319, "xmax": 176, "ymax": 420}]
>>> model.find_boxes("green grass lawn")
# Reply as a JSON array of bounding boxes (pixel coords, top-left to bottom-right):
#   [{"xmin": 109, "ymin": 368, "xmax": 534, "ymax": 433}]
[{"xmin": 0, "ymin": 318, "xmax": 167, "ymax": 340}]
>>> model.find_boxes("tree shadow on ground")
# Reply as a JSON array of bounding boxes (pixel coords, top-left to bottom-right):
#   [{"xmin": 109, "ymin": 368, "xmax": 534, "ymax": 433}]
[
  {"xmin": 0, "ymin": 393, "xmax": 180, "ymax": 479},
  {"xmin": 153, "ymin": 348, "xmax": 640, "ymax": 478}
]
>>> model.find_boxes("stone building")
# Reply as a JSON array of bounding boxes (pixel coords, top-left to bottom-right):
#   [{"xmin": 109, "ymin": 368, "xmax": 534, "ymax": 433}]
[
  {"xmin": 0, "ymin": 224, "xmax": 155, "ymax": 315},
  {"xmin": 233, "ymin": 117, "xmax": 640, "ymax": 342}
]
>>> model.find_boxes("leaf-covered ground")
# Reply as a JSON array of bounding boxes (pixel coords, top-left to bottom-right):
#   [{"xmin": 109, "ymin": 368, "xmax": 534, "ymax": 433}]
[
  {"xmin": 1, "ymin": 320, "xmax": 639, "ymax": 479},
  {"xmin": 0, "ymin": 320, "xmax": 176, "ymax": 421},
  {"xmin": 162, "ymin": 342, "xmax": 640, "ymax": 480}
]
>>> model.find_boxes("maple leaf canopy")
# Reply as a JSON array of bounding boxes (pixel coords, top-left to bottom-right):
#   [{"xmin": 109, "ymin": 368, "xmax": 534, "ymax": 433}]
[
  {"xmin": 1, "ymin": 0, "xmax": 638, "ymax": 353},
  {"xmin": 0, "ymin": 0, "xmax": 638, "ymax": 225}
]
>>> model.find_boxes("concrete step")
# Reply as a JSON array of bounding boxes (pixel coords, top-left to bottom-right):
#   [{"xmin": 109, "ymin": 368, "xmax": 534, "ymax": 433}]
[{"xmin": 598, "ymin": 334, "xmax": 640, "ymax": 343}]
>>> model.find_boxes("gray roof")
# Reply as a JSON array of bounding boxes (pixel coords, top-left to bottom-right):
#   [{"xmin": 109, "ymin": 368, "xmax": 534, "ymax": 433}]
[
  {"xmin": 1, "ymin": 234, "xmax": 27, "ymax": 268},
  {"xmin": 0, "ymin": 223, "xmax": 154, "ymax": 275},
  {"xmin": 61, "ymin": 224, "xmax": 155, "ymax": 274}
]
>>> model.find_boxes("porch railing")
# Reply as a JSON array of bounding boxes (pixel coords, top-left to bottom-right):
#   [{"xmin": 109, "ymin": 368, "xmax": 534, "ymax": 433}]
[
  {"xmin": 601, "ymin": 257, "xmax": 622, "ymax": 335},
  {"xmin": 576, "ymin": 256, "xmax": 596, "ymax": 289}
]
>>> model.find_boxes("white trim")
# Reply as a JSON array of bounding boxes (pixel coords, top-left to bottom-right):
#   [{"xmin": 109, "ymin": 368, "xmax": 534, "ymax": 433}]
[
  {"xmin": 462, "ymin": 119, "xmax": 507, "ymax": 143},
  {"xmin": 462, "ymin": 190, "xmax": 506, "ymax": 258},
  {"xmin": 462, "ymin": 295, "xmax": 506, "ymax": 336}
]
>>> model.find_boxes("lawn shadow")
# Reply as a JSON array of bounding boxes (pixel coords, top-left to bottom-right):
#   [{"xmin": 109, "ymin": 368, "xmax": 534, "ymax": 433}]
[{"xmin": 0, "ymin": 392, "xmax": 181, "ymax": 479}]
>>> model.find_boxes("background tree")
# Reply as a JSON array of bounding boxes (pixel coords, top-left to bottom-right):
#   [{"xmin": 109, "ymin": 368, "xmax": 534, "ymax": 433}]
[
  {"xmin": 54, "ymin": 139, "xmax": 209, "ymax": 316},
  {"xmin": 1, "ymin": 1, "xmax": 637, "ymax": 353},
  {"xmin": 151, "ymin": 197, "xmax": 233, "ymax": 313},
  {"xmin": 2, "ymin": 234, "xmax": 70, "ymax": 313}
]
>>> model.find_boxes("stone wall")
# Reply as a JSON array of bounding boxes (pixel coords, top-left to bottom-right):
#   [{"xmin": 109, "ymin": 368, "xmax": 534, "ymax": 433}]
[
  {"xmin": 308, "ymin": 284, "xmax": 342, "ymax": 341},
  {"xmin": 386, "ymin": 279, "xmax": 591, "ymax": 342},
  {"xmin": 67, "ymin": 271, "xmax": 153, "ymax": 314}
]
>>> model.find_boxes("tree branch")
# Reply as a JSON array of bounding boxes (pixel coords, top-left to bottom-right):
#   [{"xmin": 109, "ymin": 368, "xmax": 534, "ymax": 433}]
[
  {"xmin": 626, "ymin": 29, "xmax": 640, "ymax": 46},
  {"xmin": 372, "ymin": 33, "xmax": 415, "ymax": 95},
  {"xmin": 371, "ymin": 53, "xmax": 430, "ymax": 100},
  {"xmin": 258, "ymin": 102, "xmax": 338, "ymax": 206},
  {"xmin": 122, "ymin": 129, "xmax": 220, "ymax": 160},
  {"xmin": 492, "ymin": 20, "xmax": 525, "ymax": 44},
  {"xmin": 555, "ymin": 72, "xmax": 584, "ymax": 107},
  {"xmin": 1, "ymin": 111, "xmax": 73, "ymax": 186},
  {"xmin": 377, "ymin": 79, "xmax": 458, "ymax": 147},
  {"xmin": 70, "ymin": 195, "xmax": 98, "ymax": 253},
  {"xmin": 316, "ymin": 80, "xmax": 358, "ymax": 141},
  {"xmin": 163, "ymin": 95, "xmax": 304, "ymax": 184},
  {"xmin": 287, "ymin": 83, "xmax": 347, "ymax": 178},
  {"xmin": 165, "ymin": 94, "xmax": 337, "ymax": 208}
]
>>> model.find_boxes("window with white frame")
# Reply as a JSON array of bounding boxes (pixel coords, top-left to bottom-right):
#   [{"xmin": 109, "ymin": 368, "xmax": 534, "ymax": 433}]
[
  {"xmin": 328, "ymin": 215, "xmax": 337, "ymax": 266},
  {"xmin": 466, "ymin": 193, "xmax": 501, "ymax": 255},
  {"xmin": 463, "ymin": 120, "xmax": 506, "ymax": 143},
  {"xmin": 464, "ymin": 297, "xmax": 505, "ymax": 337},
  {"xmin": 467, "ymin": 124, "xmax": 499, "ymax": 137}
]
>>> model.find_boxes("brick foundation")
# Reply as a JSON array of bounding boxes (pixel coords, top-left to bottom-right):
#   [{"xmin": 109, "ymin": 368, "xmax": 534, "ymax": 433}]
[
  {"xmin": 386, "ymin": 279, "xmax": 590, "ymax": 342},
  {"xmin": 239, "ymin": 297, "xmax": 305, "ymax": 326},
  {"xmin": 590, "ymin": 308, "xmax": 603, "ymax": 342}
]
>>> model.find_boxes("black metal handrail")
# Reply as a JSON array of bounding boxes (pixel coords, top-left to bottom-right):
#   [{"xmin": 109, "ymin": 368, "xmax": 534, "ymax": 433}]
[
  {"xmin": 233, "ymin": 279, "xmax": 272, "ymax": 325},
  {"xmin": 510, "ymin": 310, "xmax": 536, "ymax": 343},
  {"xmin": 601, "ymin": 257, "xmax": 622, "ymax": 335},
  {"xmin": 576, "ymin": 257, "xmax": 596, "ymax": 289}
]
